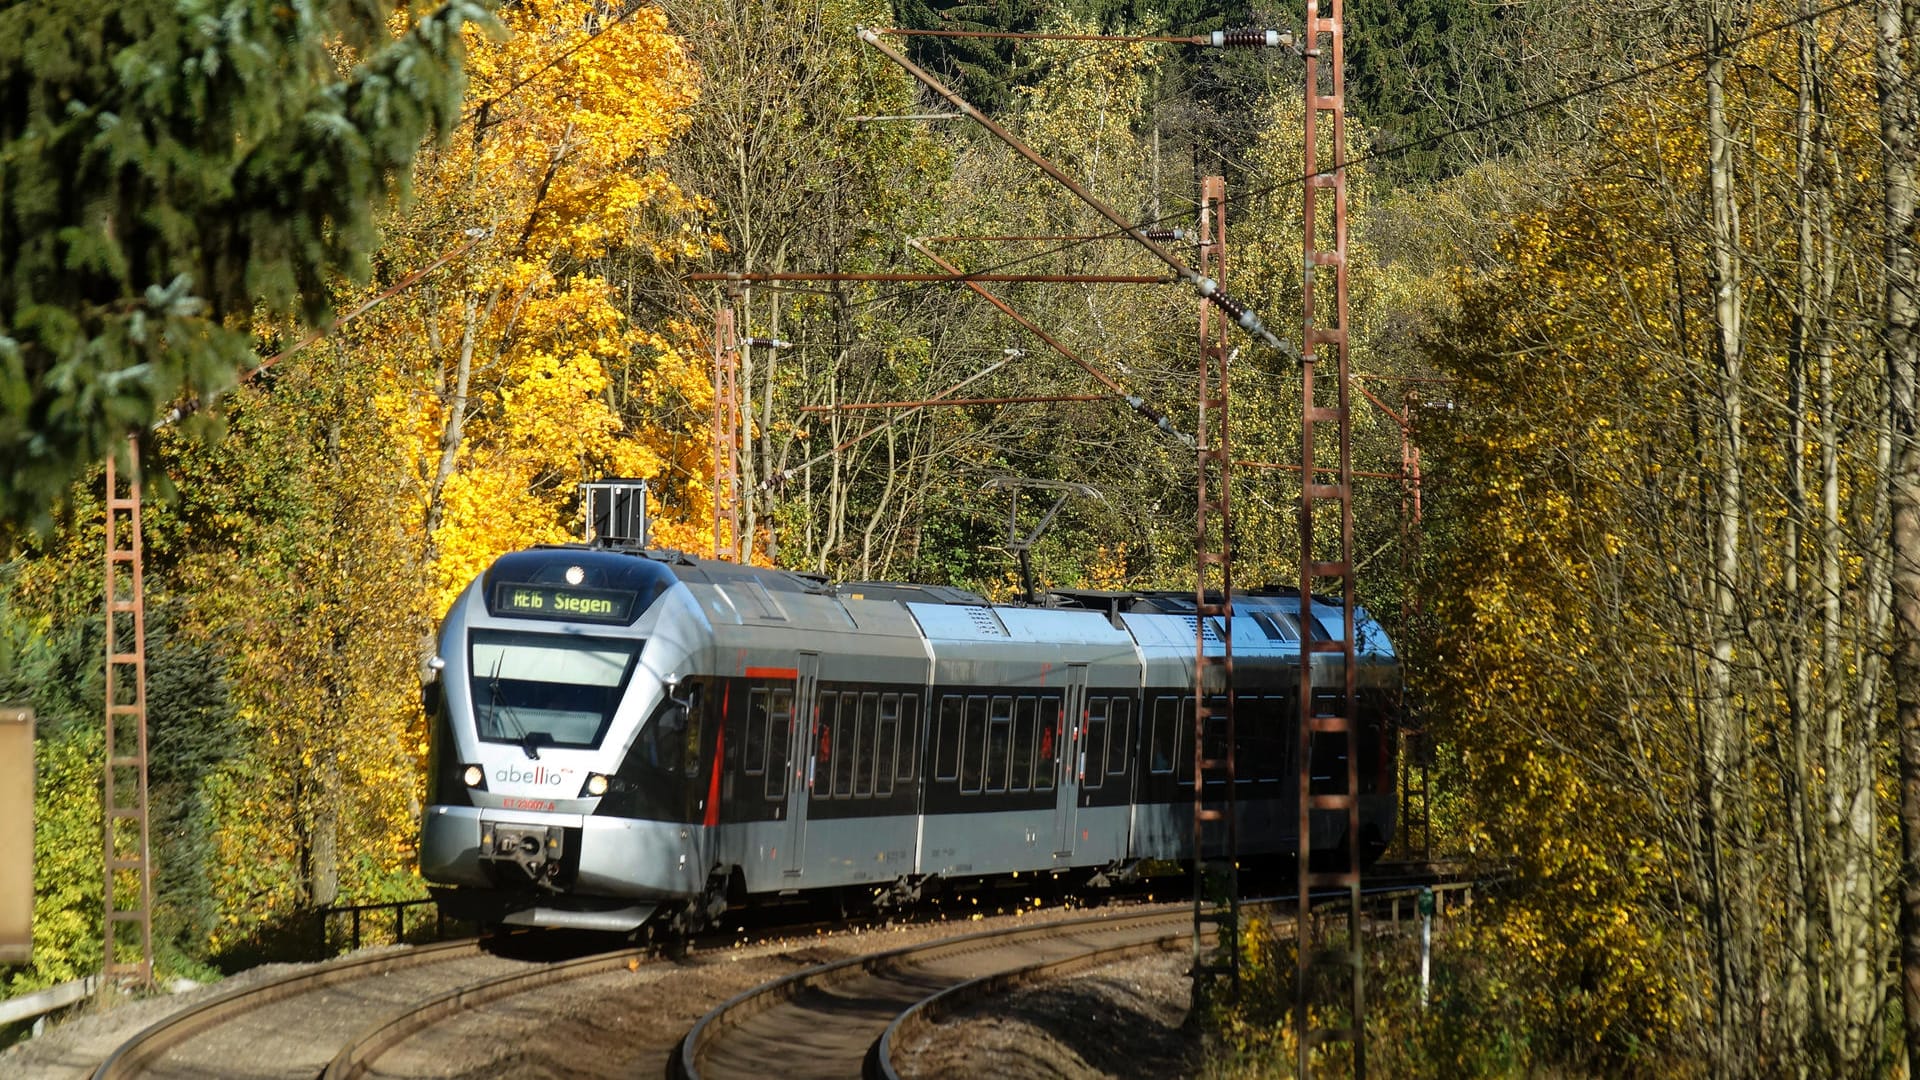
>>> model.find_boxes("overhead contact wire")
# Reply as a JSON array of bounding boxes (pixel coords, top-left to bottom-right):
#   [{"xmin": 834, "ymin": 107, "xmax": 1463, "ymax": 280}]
[{"xmin": 833, "ymin": 0, "xmax": 1866, "ymax": 313}]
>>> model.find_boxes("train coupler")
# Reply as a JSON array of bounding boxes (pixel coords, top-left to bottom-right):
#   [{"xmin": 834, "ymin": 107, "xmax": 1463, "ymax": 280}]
[{"xmin": 478, "ymin": 822, "xmax": 566, "ymax": 889}]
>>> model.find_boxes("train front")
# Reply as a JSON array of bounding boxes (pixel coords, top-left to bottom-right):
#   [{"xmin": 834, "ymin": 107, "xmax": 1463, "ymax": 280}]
[{"xmin": 419, "ymin": 546, "xmax": 712, "ymax": 932}]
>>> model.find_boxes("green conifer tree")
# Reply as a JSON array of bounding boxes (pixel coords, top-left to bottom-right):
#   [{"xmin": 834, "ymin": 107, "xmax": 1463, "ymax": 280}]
[{"xmin": 0, "ymin": 0, "xmax": 497, "ymax": 533}]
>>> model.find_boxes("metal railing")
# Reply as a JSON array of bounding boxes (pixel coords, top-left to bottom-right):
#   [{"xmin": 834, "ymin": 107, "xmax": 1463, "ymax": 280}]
[{"xmin": 314, "ymin": 897, "xmax": 455, "ymax": 955}]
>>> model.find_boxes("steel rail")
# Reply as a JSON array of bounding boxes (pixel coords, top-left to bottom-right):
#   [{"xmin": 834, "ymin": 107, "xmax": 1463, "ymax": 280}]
[
  {"xmin": 669, "ymin": 903, "xmax": 1192, "ymax": 1080},
  {"xmin": 90, "ymin": 937, "xmax": 489, "ymax": 1080},
  {"xmin": 870, "ymin": 879, "xmax": 1481, "ymax": 1080},
  {"xmin": 871, "ymin": 933, "xmax": 1187, "ymax": 1080},
  {"xmin": 321, "ymin": 946, "xmax": 651, "ymax": 1079}
]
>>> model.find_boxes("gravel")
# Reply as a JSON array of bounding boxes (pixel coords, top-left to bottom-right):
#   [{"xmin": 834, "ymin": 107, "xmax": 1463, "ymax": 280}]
[
  {"xmin": 0, "ymin": 954, "xmax": 395, "ymax": 1080},
  {"xmin": 0, "ymin": 901, "xmax": 1200, "ymax": 1080},
  {"xmin": 892, "ymin": 951, "xmax": 1200, "ymax": 1080}
]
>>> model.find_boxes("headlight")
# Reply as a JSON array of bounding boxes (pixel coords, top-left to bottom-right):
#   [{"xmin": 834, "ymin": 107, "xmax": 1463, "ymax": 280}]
[
  {"xmin": 584, "ymin": 773, "xmax": 609, "ymax": 797},
  {"xmin": 462, "ymin": 764, "xmax": 484, "ymax": 788}
]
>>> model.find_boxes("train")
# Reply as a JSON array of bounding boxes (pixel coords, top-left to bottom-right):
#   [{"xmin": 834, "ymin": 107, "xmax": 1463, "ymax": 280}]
[{"xmin": 419, "ymin": 542, "xmax": 1399, "ymax": 933}]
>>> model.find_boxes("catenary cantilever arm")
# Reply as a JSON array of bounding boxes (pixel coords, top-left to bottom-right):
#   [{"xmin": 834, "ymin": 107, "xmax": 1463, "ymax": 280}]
[{"xmin": 857, "ymin": 28, "xmax": 1291, "ymax": 356}]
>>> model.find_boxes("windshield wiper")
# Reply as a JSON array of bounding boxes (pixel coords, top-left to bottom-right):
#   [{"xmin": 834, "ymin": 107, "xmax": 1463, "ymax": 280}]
[
  {"xmin": 486, "ymin": 653, "xmax": 536, "ymax": 757},
  {"xmin": 521, "ymin": 731, "xmax": 554, "ymax": 760}
]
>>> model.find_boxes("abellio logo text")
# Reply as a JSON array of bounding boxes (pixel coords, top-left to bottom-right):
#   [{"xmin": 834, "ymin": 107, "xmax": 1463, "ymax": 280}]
[{"xmin": 494, "ymin": 765, "xmax": 576, "ymax": 786}]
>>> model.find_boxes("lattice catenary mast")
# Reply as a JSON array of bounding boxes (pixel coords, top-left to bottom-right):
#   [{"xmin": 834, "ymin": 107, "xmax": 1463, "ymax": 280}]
[
  {"xmin": 103, "ymin": 438, "xmax": 155, "ymax": 989},
  {"xmin": 1191, "ymin": 176, "xmax": 1241, "ymax": 988},
  {"xmin": 1296, "ymin": 0, "xmax": 1366, "ymax": 1071}
]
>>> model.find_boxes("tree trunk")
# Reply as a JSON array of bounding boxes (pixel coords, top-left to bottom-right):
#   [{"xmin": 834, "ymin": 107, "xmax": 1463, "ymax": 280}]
[
  {"xmin": 1703, "ymin": 10, "xmax": 1758, "ymax": 1070},
  {"xmin": 1878, "ymin": 0, "xmax": 1920, "ymax": 1070}
]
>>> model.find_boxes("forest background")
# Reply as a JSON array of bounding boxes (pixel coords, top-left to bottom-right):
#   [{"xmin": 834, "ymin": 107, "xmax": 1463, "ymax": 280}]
[{"xmin": 3, "ymin": 0, "xmax": 1919, "ymax": 1075}]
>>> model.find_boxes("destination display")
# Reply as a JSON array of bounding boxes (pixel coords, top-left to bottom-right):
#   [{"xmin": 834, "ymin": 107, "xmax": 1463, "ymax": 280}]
[{"xmin": 491, "ymin": 582, "xmax": 636, "ymax": 624}]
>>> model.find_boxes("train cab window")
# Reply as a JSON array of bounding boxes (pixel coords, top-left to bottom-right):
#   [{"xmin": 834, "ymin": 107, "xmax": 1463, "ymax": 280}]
[
  {"xmin": 1083, "ymin": 698, "xmax": 1108, "ymax": 789},
  {"xmin": 1106, "ymin": 698, "xmax": 1131, "ymax": 780},
  {"xmin": 1034, "ymin": 697, "xmax": 1059, "ymax": 791},
  {"xmin": 896, "ymin": 695, "xmax": 919, "ymax": 783},
  {"xmin": 875, "ymin": 695, "xmax": 900, "ymax": 798},
  {"xmin": 985, "ymin": 696, "xmax": 1013, "ymax": 793},
  {"xmin": 854, "ymin": 692, "xmax": 879, "ymax": 798},
  {"xmin": 1010, "ymin": 697, "xmax": 1036, "ymax": 793},
  {"xmin": 960, "ymin": 695, "xmax": 988, "ymax": 794},
  {"xmin": 764, "ymin": 691, "xmax": 792, "ymax": 801},
  {"xmin": 815, "ymin": 693, "xmax": 839, "ymax": 795},
  {"xmin": 936, "ymin": 695, "xmax": 962, "ymax": 782},
  {"xmin": 468, "ymin": 631, "xmax": 639, "ymax": 752},
  {"xmin": 745, "ymin": 689, "xmax": 769, "ymax": 776},
  {"xmin": 636, "ymin": 683, "xmax": 703, "ymax": 779}
]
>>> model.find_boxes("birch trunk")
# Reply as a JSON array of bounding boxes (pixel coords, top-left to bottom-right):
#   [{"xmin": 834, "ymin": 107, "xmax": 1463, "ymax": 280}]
[
  {"xmin": 1877, "ymin": 0, "xmax": 1920, "ymax": 1068},
  {"xmin": 1703, "ymin": 11, "xmax": 1759, "ymax": 1070}
]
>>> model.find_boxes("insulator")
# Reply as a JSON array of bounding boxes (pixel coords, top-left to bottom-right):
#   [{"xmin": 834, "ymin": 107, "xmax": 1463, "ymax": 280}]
[
  {"xmin": 1209, "ymin": 28, "xmax": 1292, "ymax": 49},
  {"xmin": 1144, "ymin": 228, "xmax": 1189, "ymax": 242},
  {"xmin": 1207, "ymin": 288, "xmax": 1248, "ymax": 321}
]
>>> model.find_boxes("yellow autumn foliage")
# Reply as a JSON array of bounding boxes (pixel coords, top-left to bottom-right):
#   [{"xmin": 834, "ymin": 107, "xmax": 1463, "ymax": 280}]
[
  {"xmin": 1415, "ymin": 9, "xmax": 1891, "ymax": 1070},
  {"xmin": 350, "ymin": 0, "xmax": 711, "ymax": 616}
]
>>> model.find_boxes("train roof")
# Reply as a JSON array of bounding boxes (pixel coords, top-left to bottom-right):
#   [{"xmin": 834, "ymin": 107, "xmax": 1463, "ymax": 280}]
[{"xmin": 514, "ymin": 543, "xmax": 1357, "ymax": 615}]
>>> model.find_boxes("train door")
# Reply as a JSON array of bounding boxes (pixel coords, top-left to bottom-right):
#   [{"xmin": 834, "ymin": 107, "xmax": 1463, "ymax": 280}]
[
  {"xmin": 783, "ymin": 653, "xmax": 819, "ymax": 877},
  {"xmin": 1051, "ymin": 664, "xmax": 1089, "ymax": 858}
]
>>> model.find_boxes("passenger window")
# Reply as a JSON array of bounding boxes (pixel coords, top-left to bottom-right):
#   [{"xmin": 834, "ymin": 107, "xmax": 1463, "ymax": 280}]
[
  {"xmin": 1203, "ymin": 695, "xmax": 1230, "ymax": 782},
  {"xmin": 835, "ymin": 691, "xmax": 860, "ymax": 797},
  {"xmin": 855, "ymin": 693, "xmax": 880, "ymax": 797},
  {"xmin": 1010, "ymin": 697, "xmax": 1035, "ymax": 793},
  {"xmin": 960, "ymin": 695, "xmax": 988, "ymax": 793},
  {"xmin": 745, "ymin": 689, "xmax": 768, "ymax": 776},
  {"xmin": 897, "ymin": 695, "xmax": 919, "ymax": 782},
  {"xmin": 935, "ymin": 695, "xmax": 962, "ymax": 782},
  {"xmin": 875, "ymin": 695, "xmax": 899, "ymax": 797},
  {"xmin": 985, "ymin": 696, "xmax": 1013, "ymax": 793},
  {"xmin": 1084, "ymin": 697, "xmax": 1108, "ymax": 790},
  {"xmin": 1177, "ymin": 697, "xmax": 1195, "ymax": 782},
  {"xmin": 1106, "ymin": 697, "xmax": 1131, "ymax": 779},
  {"xmin": 815, "ymin": 693, "xmax": 838, "ymax": 795},
  {"xmin": 764, "ymin": 691, "xmax": 791, "ymax": 800},
  {"xmin": 1150, "ymin": 697, "xmax": 1177, "ymax": 774},
  {"xmin": 1034, "ymin": 697, "xmax": 1059, "ymax": 791}
]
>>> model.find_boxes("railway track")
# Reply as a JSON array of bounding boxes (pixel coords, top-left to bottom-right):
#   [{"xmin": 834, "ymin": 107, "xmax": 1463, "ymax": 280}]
[
  {"xmin": 76, "ymin": 897, "xmax": 1121, "ymax": 1079},
  {"xmin": 75, "ymin": 870, "xmax": 1465, "ymax": 1079},
  {"xmin": 672, "ymin": 903, "xmax": 1197, "ymax": 1080},
  {"xmin": 90, "ymin": 936, "xmax": 521, "ymax": 1080},
  {"xmin": 319, "ymin": 943, "xmax": 649, "ymax": 1079},
  {"xmin": 676, "ymin": 870, "xmax": 1472, "ymax": 1080}
]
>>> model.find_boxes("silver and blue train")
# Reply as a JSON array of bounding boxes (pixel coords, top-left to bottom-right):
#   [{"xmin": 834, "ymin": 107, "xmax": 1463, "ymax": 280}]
[{"xmin": 420, "ymin": 543, "xmax": 1399, "ymax": 932}]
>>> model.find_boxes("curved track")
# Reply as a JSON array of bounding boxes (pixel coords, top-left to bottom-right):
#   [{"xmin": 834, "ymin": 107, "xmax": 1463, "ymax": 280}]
[
  {"xmin": 91, "ymin": 933, "xmax": 612, "ymax": 1080},
  {"xmin": 673, "ymin": 904, "xmax": 1196, "ymax": 1080},
  {"xmin": 320, "ymin": 945, "xmax": 649, "ymax": 1079},
  {"xmin": 871, "ymin": 931, "xmax": 1189, "ymax": 1080},
  {"xmin": 83, "ymin": 873, "xmax": 1465, "ymax": 1079},
  {"xmin": 679, "ymin": 871, "xmax": 1471, "ymax": 1080}
]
